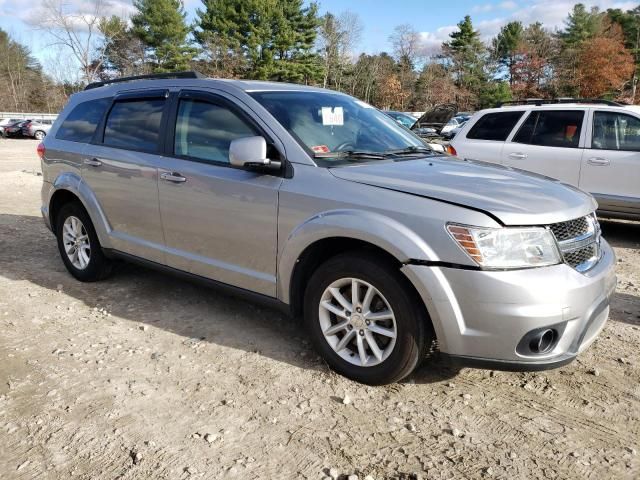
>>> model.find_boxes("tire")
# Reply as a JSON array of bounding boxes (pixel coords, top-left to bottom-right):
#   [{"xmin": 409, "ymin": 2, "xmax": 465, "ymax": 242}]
[
  {"xmin": 55, "ymin": 202, "xmax": 112, "ymax": 282},
  {"xmin": 34, "ymin": 130, "xmax": 46, "ymax": 140},
  {"xmin": 304, "ymin": 252, "xmax": 430, "ymax": 385}
]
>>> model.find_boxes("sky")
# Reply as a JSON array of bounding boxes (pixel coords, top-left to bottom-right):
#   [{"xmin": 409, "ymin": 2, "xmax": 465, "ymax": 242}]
[{"xmin": 0, "ymin": 0, "xmax": 638, "ymax": 76}]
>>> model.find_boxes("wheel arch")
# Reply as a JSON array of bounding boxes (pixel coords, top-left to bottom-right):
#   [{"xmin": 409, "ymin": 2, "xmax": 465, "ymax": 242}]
[
  {"xmin": 49, "ymin": 189, "xmax": 81, "ymax": 231},
  {"xmin": 279, "ymin": 209, "xmax": 439, "ymax": 319},
  {"xmin": 48, "ymin": 174, "xmax": 112, "ymax": 247}
]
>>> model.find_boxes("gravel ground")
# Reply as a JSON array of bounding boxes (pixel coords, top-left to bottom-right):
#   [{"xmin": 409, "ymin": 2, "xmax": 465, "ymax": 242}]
[{"xmin": 1, "ymin": 137, "xmax": 639, "ymax": 479}]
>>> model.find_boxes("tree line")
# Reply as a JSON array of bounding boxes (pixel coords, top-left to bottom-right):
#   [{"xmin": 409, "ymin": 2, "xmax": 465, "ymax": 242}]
[{"xmin": 1, "ymin": 1, "xmax": 639, "ymax": 113}]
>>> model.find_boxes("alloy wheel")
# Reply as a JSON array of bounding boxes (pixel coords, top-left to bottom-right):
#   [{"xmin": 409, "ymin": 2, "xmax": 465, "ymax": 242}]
[
  {"xmin": 318, "ymin": 277, "xmax": 397, "ymax": 367},
  {"xmin": 62, "ymin": 216, "xmax": 91, "ymax": 270}
]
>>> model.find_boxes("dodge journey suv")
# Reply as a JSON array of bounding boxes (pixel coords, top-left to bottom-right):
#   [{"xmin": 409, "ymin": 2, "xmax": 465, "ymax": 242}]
[{"xmin": 40, "ymin": 72, "xmax": 616, "ymax": 384}]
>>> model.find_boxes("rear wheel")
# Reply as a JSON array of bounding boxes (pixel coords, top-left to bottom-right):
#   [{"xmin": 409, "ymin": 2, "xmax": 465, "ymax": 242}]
[
  {"xmin": 34, "ymin": 130, "xmax": 46, "ymax": 140},
  {"xmin": 304, "ymin": 252, "xmax": 429, "ymax": 385},
  {"xmin": 55, "ymin": 202, "xmax": 112, "ymax": 281}
]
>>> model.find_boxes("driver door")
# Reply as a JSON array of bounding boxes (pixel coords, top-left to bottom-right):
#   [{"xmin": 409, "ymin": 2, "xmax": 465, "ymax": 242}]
[{"xmin": 156, "ymin": 90, "xmax": 284, "ymax": 296}]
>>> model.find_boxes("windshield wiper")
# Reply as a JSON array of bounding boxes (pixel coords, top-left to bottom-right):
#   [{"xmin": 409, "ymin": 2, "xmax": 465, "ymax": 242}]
[
  {"xmin": 313, "ymin": 146, "xmax": 433, "ymax": 161},
  {"xmin": 383, "ymin": 146, "xmax": 433, "ymax": 156},
  {"xmin": 313, "ymin": 150, "xmax": 389, "ymax": 159}
]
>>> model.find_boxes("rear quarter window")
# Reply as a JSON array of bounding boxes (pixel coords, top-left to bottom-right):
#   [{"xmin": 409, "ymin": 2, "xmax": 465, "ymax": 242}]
[
  {"xmin": 56, "ymin": 98, "xmax": 111, "ymax": 143},
  {"xmin": 466, "ymin": 111, "xmax": 524, "ymax": 141}
]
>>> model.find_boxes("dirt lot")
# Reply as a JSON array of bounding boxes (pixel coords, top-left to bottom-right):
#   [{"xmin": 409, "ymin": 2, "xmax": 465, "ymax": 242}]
[{"xmin": 0, "ymin": 137, "xmax": 639, "ymax": 479}]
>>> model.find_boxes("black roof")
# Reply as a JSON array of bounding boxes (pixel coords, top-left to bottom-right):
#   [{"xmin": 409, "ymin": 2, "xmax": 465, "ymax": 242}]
[
  {"xmin": 497, "ymin": 98, "xmax": 625, "ymax": 107},
  {"xmin": 84, "ymin": 71, "xmax": 205, "ymax": 91}
]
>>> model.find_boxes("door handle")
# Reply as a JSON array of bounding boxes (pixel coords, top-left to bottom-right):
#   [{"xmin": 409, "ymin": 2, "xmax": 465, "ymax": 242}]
[
  {"xmin": 160, "ymin": 172, "xmax": 187, "ymax": 183},
  {"xmin": 508, "ymin": 152, "xmax": 527, "ymax": 160},
  {"xmin": 84, "ymin": 158, "xmax": 102, "ymax": 167},
  {"xmin": 587, "ymin": 157, "xmax": 610, "ymax": 166}
]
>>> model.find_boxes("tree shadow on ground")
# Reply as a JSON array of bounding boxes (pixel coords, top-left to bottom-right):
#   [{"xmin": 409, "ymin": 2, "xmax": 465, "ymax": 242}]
[
  {"xmin": 0, "ymin": 213, "xmax": 459, "ymax": 384},
  {"xmin": 600, "ymin": 218, "xmax": 640, "ymax": 250}
]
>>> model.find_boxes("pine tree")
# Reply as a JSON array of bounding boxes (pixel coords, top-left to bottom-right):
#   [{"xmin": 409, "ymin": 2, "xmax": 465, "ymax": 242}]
[
  {"xmin": 442, "ymin": 15, "xmax": 489, "ymax": 106},
  {"xmin": 559, "ymin": 4, "xmax": 603, "ymax": 47},
  {"xmin": 99, "ymin": 16, "xmax": 149, "ymax": 78},
  {"xmin": 492, "ymin": 21, "xmax": 523, "ymax": 86},
  {"xmin": 195, "ymin": 0, "xmax": 321, "ymax": 83},
  {"xmin": 132, "ymin": 0, "xmax": 195, "ymax": 72}
]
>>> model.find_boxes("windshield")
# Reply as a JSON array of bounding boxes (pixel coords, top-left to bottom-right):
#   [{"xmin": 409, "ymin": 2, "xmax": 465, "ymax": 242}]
[
  {"xmin": 387, "ymin": 111, "xmax": 417, "ymax": 129},
  {"xmin": 250, "ymin": 91, "xmax": 428, "ymax": 166}
]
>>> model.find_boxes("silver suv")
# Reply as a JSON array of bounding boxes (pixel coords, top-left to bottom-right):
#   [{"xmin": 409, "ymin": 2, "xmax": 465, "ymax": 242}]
[{"xmin": 39, "ymin": 73, "xmax": 616, "ymax": 384}]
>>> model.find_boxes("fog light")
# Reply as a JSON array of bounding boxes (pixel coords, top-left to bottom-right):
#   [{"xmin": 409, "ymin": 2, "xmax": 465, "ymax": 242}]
[
  {"xmin": 530, "ymin": 329, "xmax": 556, "ymax": 354},
  {"xmin": 517, "ymin": 323, "xmax": 565, "ymax": 356}
]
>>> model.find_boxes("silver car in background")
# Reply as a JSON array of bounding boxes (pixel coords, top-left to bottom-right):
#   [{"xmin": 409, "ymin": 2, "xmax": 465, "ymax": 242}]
[
  {"xmin": 23, "ymin": 120, "xmax": 53, "ymax": 140},
  {"xmin": 39, "ymin": 73, "xmax": 616, "ymax": 384}
]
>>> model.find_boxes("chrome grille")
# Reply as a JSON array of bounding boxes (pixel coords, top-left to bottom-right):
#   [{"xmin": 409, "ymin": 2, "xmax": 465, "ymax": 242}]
[
  {"xmin": 563, "ymin": 244, "xmax": 599, "ymax": 271},
  {"xmin": 549, "ymin": 214, "xmax": 601, "ymax": 273},
  {"xmin": 549, "ymin": 216, "xmax": 589, "ymax": 242}
]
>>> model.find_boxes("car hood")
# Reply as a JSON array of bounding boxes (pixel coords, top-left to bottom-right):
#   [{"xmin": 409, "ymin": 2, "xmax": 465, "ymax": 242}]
[
  {"xmin": 329, "ymin": 156, "xmax": 597, "ymax": 225},
  {"xmin": 412, "ymin": 104, "xmax": 457, "ymax": 132}
]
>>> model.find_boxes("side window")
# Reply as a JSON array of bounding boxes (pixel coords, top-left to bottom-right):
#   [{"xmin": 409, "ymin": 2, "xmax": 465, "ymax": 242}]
[
  {"xmin": 103, "ymin": 98, "xmax": 166, "ymax": 152},
  {"xmin": 174, "ymin": 99, "xmax": 259, "ymax": 164},
  {"xmin": 592, "ymin": 111, "xmax": 640, "ymax": 151},
  {"xmin": 466, "ymin": 111, "xmax": 524, "ymax": 141},
  {"xmin": 513, "ymin": 110, "xmax": 583, "ymax": 148},
  {"xmin": 56, "ymin": 98, "xmax": 110, "ymax": 143}
]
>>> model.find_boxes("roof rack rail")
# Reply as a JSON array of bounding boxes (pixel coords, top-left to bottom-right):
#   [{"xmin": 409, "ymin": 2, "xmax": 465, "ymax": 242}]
[
  {"xmin": 497, "ymin": 98, "xmax": 625, "ymax": 107},
  {"xmin": 84, "ymin": 71, "xmax": 206, "ymax": 91}
]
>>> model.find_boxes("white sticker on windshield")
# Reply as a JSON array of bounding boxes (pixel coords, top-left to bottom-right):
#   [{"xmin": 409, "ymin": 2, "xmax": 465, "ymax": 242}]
[{"xmin": 321, "ymin": 107, "xmax": 344, "ymax": 126}]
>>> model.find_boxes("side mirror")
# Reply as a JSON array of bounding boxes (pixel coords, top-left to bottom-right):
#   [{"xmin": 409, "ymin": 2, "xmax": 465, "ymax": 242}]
[{"xmin": 229, "ymin": 136, "xmax": 277, "ymax": 169}]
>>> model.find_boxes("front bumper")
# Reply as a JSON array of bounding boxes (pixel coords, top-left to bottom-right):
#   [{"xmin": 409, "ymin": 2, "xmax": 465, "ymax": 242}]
[{"xmin": 402, "ymin": 238, "xmax": 617, "ymax": 369}]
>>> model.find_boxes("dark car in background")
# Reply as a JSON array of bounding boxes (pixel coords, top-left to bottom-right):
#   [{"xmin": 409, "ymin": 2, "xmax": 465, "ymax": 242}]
[
  {"xmin": 410, "ymin": 104, "xmax": 457, "ymax": 139},
  {"xmin": 3, "ymin": 120, "xmax": 30, "ymax": 138},
  {"xmin": 0, "ymin": 118, "xmax": 23, "ymax": 137}
]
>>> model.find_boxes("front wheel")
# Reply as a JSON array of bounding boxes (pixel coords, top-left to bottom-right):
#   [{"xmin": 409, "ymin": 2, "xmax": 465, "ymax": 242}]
[
  {"xmin": 304, "ymin": 253, "xmax": 430, "ymax": 385},
  {"xmin": 34, "ymin": 130, "xmax": 46, "ymax": 140},
  {"xmin": 55, "ymin": 202, "xmax": 112, "ymax": 281}
]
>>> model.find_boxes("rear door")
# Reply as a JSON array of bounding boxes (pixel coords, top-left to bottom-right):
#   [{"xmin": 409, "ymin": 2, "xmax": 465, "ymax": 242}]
[
  {"xmin": 451, "ymin": 110, "xmax": 526, "ymax": 163},
  {"xmin": 501, "ymin": 109, "xmax": 586, "ymax": 185},
  {"xmin": 580, "ymin": 108, "xmax": 640, "ymax": 216},
  {"xmin": 82, "ymin": 90, "xmax": 168, "ymax": 263},
  {"xmin": 155, "ymin": 89, "xmax": 283, "ymax": 296}
]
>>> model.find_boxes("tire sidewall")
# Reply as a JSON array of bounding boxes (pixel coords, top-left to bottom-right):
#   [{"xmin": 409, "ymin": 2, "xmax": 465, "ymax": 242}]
[
  {"xmin": 55, "ymin": 202, "xmax": 107, "ymax": 282},
  {"xmin": 304, "ymin": 254, "xmax": 425, "ymax": 385}
]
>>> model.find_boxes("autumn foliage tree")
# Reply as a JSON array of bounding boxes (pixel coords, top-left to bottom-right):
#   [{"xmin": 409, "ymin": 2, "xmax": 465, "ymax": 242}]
[
  {"xmin": 576, "ymin": 24, "xmax": 634, "ymax": 98},
  {"xmin": 377, "ymin": 73, "xmax": 409, "ymax": 110},
  {"xmin": 511, "ymin": 23, "xmax": 554, "ymax": 98}
]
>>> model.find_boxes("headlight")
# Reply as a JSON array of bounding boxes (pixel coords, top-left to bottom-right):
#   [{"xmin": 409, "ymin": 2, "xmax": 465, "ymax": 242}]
[{"xmin": 447, "ymin": 224, "xmax": 561, "ymax": 269}]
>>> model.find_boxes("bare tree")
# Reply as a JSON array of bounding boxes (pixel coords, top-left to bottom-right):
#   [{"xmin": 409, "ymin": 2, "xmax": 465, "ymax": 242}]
[
  {"xmin": 389, "ymin": 24, "xmax": 425, "ymax": 109},
  {"xmin": 34, "ymin": 0, "xmax": 110, "ymax": 84},
  {"xmin": 389, "ymin": 24, "xmax": 424, "ymax": 65},
  {"xmin": 318, "ymin": 11, "xmax": 363, "ymax": 90}
]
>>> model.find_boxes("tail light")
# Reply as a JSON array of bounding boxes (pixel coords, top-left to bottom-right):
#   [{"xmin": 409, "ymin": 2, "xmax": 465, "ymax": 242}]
[
  {"xmin": 445, "ymin": 144, "xmax": 457, "ymax": 156},
  {"xmin": 37, "ymin": 142, "xmax": 45, "ymax": 159}
]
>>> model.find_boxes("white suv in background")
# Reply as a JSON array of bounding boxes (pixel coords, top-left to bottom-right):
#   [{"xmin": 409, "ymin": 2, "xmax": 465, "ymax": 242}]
[{"xmin": 450, "ymin": 100, "xmax": 640, "ymax": 220}]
